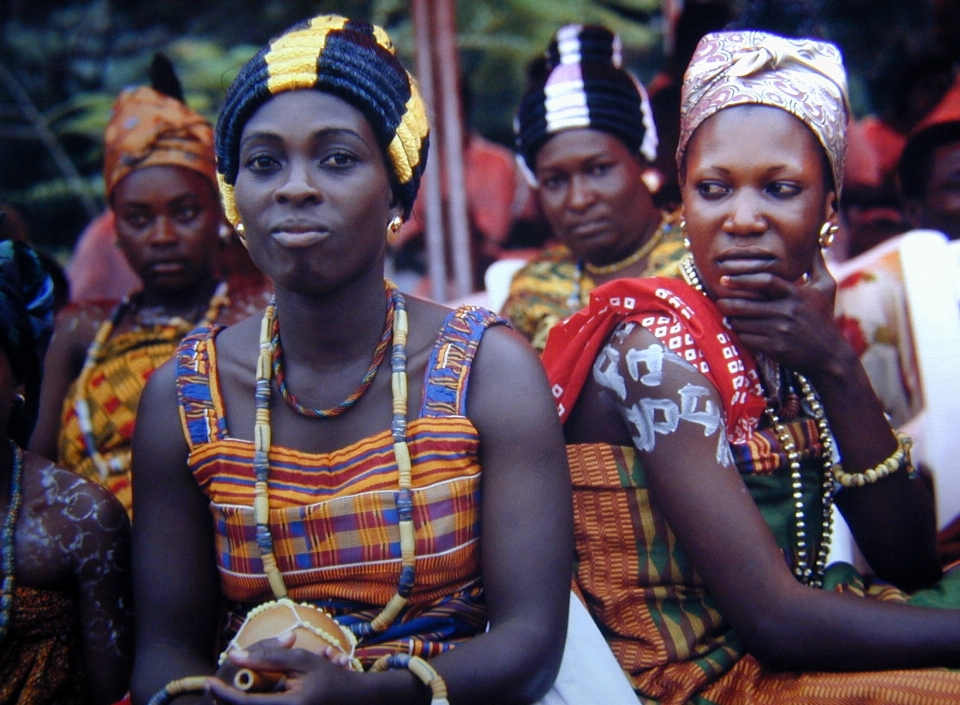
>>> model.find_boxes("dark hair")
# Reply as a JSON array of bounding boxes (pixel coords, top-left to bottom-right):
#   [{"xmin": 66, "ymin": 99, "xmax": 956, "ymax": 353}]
[
  {"xmin": 898, "ymin": 123, "xmax": 960, "ymax": 200},
  {"xmin": 726, "ymin": 0, "xmax": 823, "ymax": 38},
  {"xmin": 0, "ymin": 239, "xmax": 54, "ymax": 446}
]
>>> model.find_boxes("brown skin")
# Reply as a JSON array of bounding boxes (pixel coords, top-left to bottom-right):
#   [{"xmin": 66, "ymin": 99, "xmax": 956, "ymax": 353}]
[
  {"xmin": 566, "ymin": 105, "xmax": 958, "ymax": 674},
  {"xmin": 130, "ymin": 90, "xmax": 573, "ymax": 705},
  {"xmin": 905, "ymin": 139, "xmax": 960, "ymax": 241},
  {"xmin": 534, "ymin": 128, "xmax": 662, "ymax": 283},
  {"xmin": 30, "ymin": 164, "xmax": 233, "ymax": 461},
  {"xmin": 0, "ymin": 350, "xmax": 133, "ymax": 704}
]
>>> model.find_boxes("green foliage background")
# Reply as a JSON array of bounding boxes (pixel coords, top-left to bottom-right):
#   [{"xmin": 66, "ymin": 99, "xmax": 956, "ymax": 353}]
[{"xmin": 0, "ymin": 0, "xmax": 939, "ymax": 255}]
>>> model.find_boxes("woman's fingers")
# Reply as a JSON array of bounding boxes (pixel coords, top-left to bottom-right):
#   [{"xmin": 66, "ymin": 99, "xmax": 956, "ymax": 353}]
[{"xmin": 227, "ymin": 633, "xmax": 308, "ymax": 672}]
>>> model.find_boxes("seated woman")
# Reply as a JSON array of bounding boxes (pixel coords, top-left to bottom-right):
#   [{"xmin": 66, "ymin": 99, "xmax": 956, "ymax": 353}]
[
  {"xmin": 502, "ymin": 25, "xmax": 687, "ymax": 353},
  {"xmin": 31, "ymin": 68, "xmax": 270, "ymax": 515},
  {"xmin": 129, "ymin": 15, "xmax": 588, "ymax": 705},
  {"xmin": 542, "ymin": 16, "xmax": 960, "ymax": 705},
  {"xmin": 0, "ymin": 237, "xmax": 132, "ymax": 704}
]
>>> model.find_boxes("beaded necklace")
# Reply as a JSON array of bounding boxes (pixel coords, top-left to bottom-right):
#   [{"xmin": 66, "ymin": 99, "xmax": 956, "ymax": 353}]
[
  {"xmin": 271, "ymin": 286, "xmax": 394, "ymax": 418},
  {"xmin": 254, "ymin": 282, "xmax": 416, "ymax": 635},
  {"xmin": 0, "ymin": 441, "xmax": 24, "ymax": 644},
  {"xmin": 74, "ymin": 282, "xmax": 229, "ymax": 481},
  {"xmin": 568, "ymin": 216, "xmax": 670, "ymax": 309},
  {"xmin": 679, "ymin": 253, "xmax": 835, "ymax": 587}
]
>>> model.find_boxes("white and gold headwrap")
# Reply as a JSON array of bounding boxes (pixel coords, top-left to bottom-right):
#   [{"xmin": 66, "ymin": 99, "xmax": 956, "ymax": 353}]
[{"xmin": 677, "ymin": 31, "xmax": 850, "ymax": 194}]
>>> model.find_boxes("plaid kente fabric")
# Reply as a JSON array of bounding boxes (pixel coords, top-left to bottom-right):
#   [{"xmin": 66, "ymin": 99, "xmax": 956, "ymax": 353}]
[
  {"xmin": 60, "ymin": 321, "xmax": 197, "ymax": 515},
  {"xmin": 175, "ymin": 306, "xmax": 505, "ymax": 665}
]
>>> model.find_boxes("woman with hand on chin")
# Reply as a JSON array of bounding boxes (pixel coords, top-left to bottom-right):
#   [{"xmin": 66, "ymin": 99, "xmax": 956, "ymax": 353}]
[
  {"xmin": 129, "ymin": 15, "xmax": 598, "ymax": 705},
  {"xmin": 542, "ymin": 3, "xmax": 960, "ymax": 703}
]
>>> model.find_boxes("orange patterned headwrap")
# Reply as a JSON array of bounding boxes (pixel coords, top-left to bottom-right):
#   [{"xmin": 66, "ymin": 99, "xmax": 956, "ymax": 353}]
[
  {"xmin": 678, "ymin": 31, "xmax": 849, "ymax": 195},
  {"xmin": 103, "ymin": 86, "xmax": 217, "ymax": 198}
]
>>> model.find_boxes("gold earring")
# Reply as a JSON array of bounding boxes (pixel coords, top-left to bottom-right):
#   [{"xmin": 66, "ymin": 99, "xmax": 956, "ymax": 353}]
[
  {"xmin": 679, "ymin": 217, "xmax": 690, "ymax": 249},
  {"xmin": 387, "ymin": 216, "xmax": 403, "ymax": 246},
  {"xmin": 819, "ymin": 221, "xmax": 838, "ymax": 250},
  {"xmin": 235, "ymin": 222, "xmax": 247, "ymax": 248}
]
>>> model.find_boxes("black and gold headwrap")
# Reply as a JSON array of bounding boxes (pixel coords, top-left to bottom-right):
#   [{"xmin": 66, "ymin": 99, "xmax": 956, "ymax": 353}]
[
  {"xmin": 215, "ymin": 15, "xmax": 430, "ymax": 223},
  {"xmin": 0, "ymin": 238, "xmax": 54, "ymax": 446}
]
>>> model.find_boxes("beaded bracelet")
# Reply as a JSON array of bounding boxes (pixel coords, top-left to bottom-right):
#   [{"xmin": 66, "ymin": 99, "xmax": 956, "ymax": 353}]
[
  {"xmin": 371, "ymin": 653, "xmax": 450, "ymax": 705},
  {"xmin": 145, "ymin": 676, "xmax": 209, "ymax": 705},
  {"xmin": 832, "ymin": 432, "xmax": 913, "ymax": 488}
]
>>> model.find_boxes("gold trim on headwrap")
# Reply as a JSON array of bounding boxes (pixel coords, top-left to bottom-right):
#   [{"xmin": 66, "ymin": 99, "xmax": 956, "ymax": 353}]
[
  {"xmin": 388, "ymin": 85, "xmax": 430, "ymax": 185},
  {"xmin": 264, "ymin": 15, "xmax": 347, "ymax": 94},
  {"xmin": 215, "ymin": 14, "xmax": 430, "ymax": 225},
  {"xmin": 677, "ymin": 31, "xmax": 849, "ymax": 194},
  {"xmin": 104, "ymin": 86, "xmax": 216, "ymax": 198}
]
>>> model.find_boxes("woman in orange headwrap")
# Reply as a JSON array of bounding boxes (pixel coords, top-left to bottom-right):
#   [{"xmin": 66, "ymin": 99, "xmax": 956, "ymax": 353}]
[{"xmin": 31, "ymin": 71, "xmax": 269, "ymax": 516}]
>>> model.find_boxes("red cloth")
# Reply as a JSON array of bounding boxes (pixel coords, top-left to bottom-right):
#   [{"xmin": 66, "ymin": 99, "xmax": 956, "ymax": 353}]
[
  {"xmin": 66, "ymin": 211, "xmax": 141, "ymax": 302},
  {"xmin": 542, "ymin": 277, "xmax": 766, "ymax": 443}
]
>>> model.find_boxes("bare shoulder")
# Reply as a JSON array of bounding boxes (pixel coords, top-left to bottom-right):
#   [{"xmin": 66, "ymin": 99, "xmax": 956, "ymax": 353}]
[
  {"xmin": 17, "ymin": 452, "xmax": 129, "ymax": 585},
  {"xmin": 22, "ymin": 452, "xmax": 128, "ymax": 533},
  {"xmin": 51, "ymin": 299, "xmax": 118, "ymax": 356}
]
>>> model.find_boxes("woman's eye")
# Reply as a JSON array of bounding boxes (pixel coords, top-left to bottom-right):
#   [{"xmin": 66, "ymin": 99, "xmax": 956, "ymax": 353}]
[
  {"xmin": 587, "ymin": 163, "xmax": 613, "ymax": 177},
  {"xmin": 173, "ymin": 205, "xmax": 200, "ymax": 223},
  {"xmin": 121, "ymin": 212, "xmax": 150, "ymax": 228},
  {"xmin": 245, "ymin": 154, "xmax": 279, "ymax": 172},
  {"xmin": 696, "ymin": 181, "xmax": 727, "ymax": 199},
  {"xmin": 767, "ymin": 182, "xmax": 801, "ymax": 198},
  {"xmin": 322, "ymin": 151, "xmax": 357, "ymax": 168},
  {"xmin": 538, "ymin": 174, "xmax": 565, "ymax": 191}
]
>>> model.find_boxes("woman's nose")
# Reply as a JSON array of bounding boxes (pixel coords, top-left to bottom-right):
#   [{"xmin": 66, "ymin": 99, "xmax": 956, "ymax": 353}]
[
  {"xmin": 274, "ymin": 159, "xmax": 320, "ymax": 204},
  {"xmin": 566, "ymin": 174, "xmax": 597, "ymax": 211},
  {"xmin": 148, "ymin": 216, "xmax": 178, "ymax": 245},
  {"xmin": 723, "ymin": 191, "xmax": 766, "ymax": 236}
]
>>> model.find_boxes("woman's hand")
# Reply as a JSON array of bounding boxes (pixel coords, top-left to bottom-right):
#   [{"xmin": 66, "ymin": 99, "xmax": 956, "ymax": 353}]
[
  {"xmin": 207, "ymin": 634, "xmax": 354, "ymax": 704},
  {"xmin": 713, "ymin": 249, "xmax": 850, "ymax": 376}
]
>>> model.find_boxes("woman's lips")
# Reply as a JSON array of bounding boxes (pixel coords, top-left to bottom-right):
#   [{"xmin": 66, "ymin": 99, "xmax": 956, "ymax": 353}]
[
  {"xmin": 146, "ymin": 260, "xmax": 189, "ymax": 274},
  {"xmin": 715, "ymin": 254, "xmax": 777, "ymax": 275},
  {"xmin": 271, "ymin": 229, "xmax": 330, "ymax": 248}
]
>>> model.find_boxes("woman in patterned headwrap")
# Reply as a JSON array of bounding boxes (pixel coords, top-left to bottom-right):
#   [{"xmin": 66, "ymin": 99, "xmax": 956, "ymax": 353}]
[
  {"xmin": 502, "ymin": 24, "xmax": 688, "ymax": 353},
  {"xmin": 0, "ymin": 237, "xmax": 132, "ymax": 704},
  {"xmin": 30, "ymin": 67, "xmax": 270, "ymax": 516},
  {"xmin": 128, "ymin": 14, "xmax": 601, "ymax": 705},
  {"xmin": 541, "ymin": 2, "xmax": 960, "ymax": 703}
]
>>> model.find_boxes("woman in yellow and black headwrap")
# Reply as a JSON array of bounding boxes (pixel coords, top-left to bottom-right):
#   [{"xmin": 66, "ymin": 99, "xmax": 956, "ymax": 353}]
[
  {"xmin": 130, "ymin": 15, "xmax": 577, "ymax": 705},
  {"xmin": 31, "ymin": 61, "xmax": 269, "ymax": 516}
]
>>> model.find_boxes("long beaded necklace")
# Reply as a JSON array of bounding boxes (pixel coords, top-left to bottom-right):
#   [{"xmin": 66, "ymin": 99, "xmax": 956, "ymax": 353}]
[
  {"xmin": 0, "ymin": 441, "xmax": 24, "ymax": 644},
  {"xmin": 271, "ymin": 286, "xmax": 394, "ymax": 418},
  {"xmin": 680, "ymin": 253, "xmax": 835, "ymax": 587},
  {"xmin": 74, "ymin": 282, "xmax": 229, "ymax": 481},
  {"xmin": 254, "ymin": 282, "xmax": 417, "ymax": 634},
  {"xmin": 568, "ymin": 217, "xmax": 670, "ymax": 309}
]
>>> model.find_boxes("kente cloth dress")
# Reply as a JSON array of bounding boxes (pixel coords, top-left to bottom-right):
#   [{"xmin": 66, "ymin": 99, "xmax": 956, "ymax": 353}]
[
  {"xmin": 60, "ymin": 317, "xmax": 201, "ymax": 515},
  {"xmin": 501, "ymin": 213, "xmax": 687, "ymax": 353},
  {"xmin": 0, "ymin": 587, "xmax": 86, "ymax": 705},
  {"xmin": 542, "ymin": 277, "xmax": 960, "ymax": 705},
  {"xmin": 175, "ymin": 306, "xmax": 501, "ymax": 665}
]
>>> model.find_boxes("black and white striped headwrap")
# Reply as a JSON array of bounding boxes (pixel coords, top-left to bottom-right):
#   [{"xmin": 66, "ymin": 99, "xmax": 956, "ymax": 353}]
[{"xmin": 515, "ymin": 24, "xmax": 658, "ymax": 179}]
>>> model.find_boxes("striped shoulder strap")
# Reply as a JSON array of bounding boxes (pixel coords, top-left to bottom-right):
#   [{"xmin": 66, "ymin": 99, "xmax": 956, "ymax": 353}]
[
  {"xmin": 419, "ymin": 306, "xmax": 509, "ymax": 417},
  {"xmin": 175, "ymin": 324, "xmax": 227, "ymax": 450}
]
